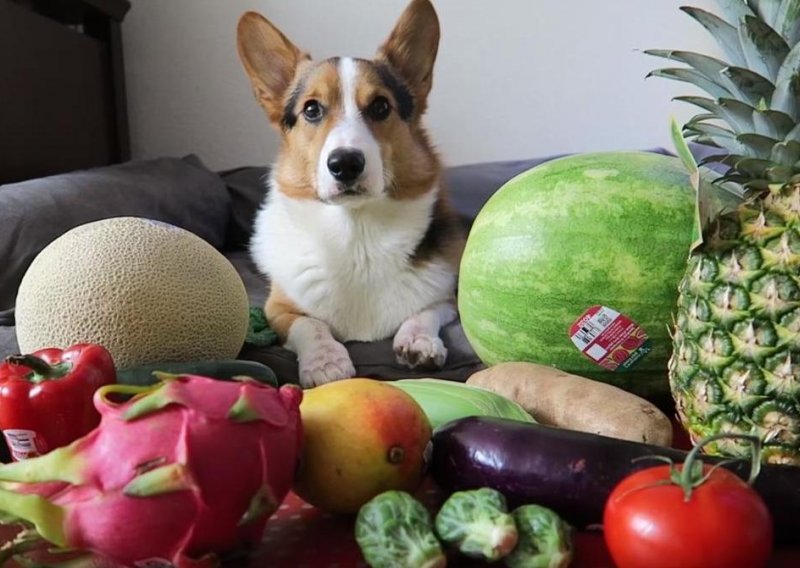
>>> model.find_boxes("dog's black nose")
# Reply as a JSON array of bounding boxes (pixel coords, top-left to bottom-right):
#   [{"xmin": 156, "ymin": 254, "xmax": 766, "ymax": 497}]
[{"xmin": 327, "ymin": 148, "xmax": 365, "ymax": 184}]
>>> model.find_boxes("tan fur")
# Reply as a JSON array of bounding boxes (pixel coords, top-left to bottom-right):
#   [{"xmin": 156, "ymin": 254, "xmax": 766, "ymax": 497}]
[
  {"xmin": 273, "ymin": 62, "xmax": 343, "ymax": 200},
  {"xmin": 264, "ymin": 282, "xmax": 303, "ymax": 342},
  {"xmin": 376, "ymin": 0, "xmax": 440, "ymax": 117},
  {"xmin": 236, "ymin": 12, "xmax": 310, "ymax": 125},
  {"xmin": 410, "ymin": 195, "xmax": 466, "ymax": 269},
  {"xmin": 356, "ymin": 62, "xmax": 441, "ymax": 202}
]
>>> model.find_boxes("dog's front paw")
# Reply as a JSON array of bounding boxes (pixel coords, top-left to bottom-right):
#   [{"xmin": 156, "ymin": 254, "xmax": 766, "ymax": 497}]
[
  {"xmin": 298, "ymin": 339, "xmax": 356, "ymax": 388},
  {"xmin": 393, "ymin": 330, "xmax": 448, "ymax": 370}
]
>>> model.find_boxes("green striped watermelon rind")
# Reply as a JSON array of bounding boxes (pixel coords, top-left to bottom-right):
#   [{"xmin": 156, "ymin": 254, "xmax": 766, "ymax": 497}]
[{"xmin": 457, "ymin": 151, "xmax": 696, "ymax": 400}]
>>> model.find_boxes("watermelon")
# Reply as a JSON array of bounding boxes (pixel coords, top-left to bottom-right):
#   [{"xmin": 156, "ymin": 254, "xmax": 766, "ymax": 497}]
[{"xmin": 458, "ymin": 151, "xmax": 695, "ymax": 400}]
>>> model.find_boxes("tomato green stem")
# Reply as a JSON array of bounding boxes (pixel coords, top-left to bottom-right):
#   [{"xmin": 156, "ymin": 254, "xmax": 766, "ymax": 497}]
[{"xmin": 676, "ymin": 433, "xmax": 762, "ymax": 501}]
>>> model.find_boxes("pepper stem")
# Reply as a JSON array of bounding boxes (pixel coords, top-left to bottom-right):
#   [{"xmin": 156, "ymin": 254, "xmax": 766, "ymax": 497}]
[
  {"xmin": 4, "ymin": 355, "xmax": 71, "ymax": 382},
  {"xmin": 675, "ymin": 433, "xmax": 762, "ymax": 501}
]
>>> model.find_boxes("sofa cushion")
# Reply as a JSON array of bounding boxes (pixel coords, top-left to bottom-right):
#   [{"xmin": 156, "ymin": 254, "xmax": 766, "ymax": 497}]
[{"xmin": 218, "ymin": 165, "xmax": 272, "ymax": 250}]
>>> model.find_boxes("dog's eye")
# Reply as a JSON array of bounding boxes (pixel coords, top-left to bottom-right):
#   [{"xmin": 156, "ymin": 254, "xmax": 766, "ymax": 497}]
[
  {"xmin": 302, "ymin": 100, "xmax": 324, "ymax": 123},
  {"xmin": 366, "ymin": 96, "xmax": 391, "ymax": 121}
]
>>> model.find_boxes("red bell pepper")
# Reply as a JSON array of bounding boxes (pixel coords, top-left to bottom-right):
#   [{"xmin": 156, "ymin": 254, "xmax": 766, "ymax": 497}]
[{"xmin": 0, "ymin": 343, "xmax": 116, "ymax": 461}]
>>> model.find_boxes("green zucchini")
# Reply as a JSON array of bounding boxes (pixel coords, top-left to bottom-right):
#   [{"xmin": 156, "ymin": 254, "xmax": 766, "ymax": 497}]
[{"xmin": 117, "ymin": 359, "xmax": 278, "ymax": 387}]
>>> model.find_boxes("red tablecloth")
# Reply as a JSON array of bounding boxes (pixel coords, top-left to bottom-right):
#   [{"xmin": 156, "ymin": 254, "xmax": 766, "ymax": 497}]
[
  {"xmin": 1, "ymin": 419, "xmax": 798, "ymax": 567},
  {"xmin": 2, "ymin": 482, "xmax": 796, "ymax": 567},
  {"xmin": 250, "ymin": 482, "xmax": 800, "ymax": 568},
  {"xmin": 247, "ymin": 420, "xmax": 799, "ymax": 567}
]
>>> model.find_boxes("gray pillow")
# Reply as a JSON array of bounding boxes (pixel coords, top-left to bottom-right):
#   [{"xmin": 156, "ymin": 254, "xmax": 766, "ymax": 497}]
[
  {"xmin": 218, "ymin": 165, "xmax": 271, "ymax": 250},
  {"xmin": 0, "ymin": 155, "xmax": 232, "ymax": 314},
  {"xmin": 444, "ymin": 157, "xmax": 566, "ymax": 226}
]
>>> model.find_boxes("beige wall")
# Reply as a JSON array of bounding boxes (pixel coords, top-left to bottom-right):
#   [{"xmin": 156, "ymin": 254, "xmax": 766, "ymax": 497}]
[{"xmin": 122, "ymin": 0, "xmax": 718, "ymax": 170}]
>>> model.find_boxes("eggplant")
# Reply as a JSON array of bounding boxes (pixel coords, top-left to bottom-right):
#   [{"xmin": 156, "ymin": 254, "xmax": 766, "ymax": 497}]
[{"xmin": 430, "ymin": 416, "xmax": 800, "ymax": 544}]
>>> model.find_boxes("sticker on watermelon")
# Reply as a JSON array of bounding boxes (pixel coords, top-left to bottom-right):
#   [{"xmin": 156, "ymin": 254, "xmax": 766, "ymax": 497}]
[{"xmin": 569, "ymin": 306, "xmax": 652, "ymax": 372}]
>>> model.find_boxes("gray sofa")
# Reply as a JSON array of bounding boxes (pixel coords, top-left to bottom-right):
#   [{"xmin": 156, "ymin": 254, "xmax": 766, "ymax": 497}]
[{"xmin": 0, "ymin": 153, "xmax": 562, "ymax": 383}]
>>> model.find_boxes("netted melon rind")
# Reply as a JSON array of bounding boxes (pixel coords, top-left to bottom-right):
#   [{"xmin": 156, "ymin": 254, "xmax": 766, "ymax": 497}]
[{"xmin": 15, "ymin": 217, "xmax": 250, "ymax": 368}]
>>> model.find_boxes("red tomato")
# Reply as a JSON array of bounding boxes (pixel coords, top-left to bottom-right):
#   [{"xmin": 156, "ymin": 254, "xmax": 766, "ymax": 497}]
[{"xmin": 603, "ymin": 463, "xmax": 773, "ymax": 568}]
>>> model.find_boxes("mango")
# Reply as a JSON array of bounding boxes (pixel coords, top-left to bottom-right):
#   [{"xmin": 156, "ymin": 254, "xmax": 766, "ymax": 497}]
[{"xmin": 293, "ymin": 378, "xmax": 432, "ymax": 514}]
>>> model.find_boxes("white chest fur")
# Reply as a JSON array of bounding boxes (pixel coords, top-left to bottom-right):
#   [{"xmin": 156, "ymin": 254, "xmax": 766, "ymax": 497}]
[{"xmin": 250, "ymin": 185, "xmax": 457, "ymax": 342}]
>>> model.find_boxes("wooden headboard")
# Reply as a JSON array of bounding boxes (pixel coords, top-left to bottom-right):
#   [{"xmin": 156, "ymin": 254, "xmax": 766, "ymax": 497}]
[{"xmin": 0, "ymin": 0, "xmax": 131, "ymax": 184}]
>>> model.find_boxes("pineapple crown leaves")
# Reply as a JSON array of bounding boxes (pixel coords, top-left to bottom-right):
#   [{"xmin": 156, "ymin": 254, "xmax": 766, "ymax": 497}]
[
  {"xmin": 648, "ymin": 0, "xmax": 800, "ymax": 188},
  {"xmin": 671, "ymin": 117, "xmax": 752, "ymax": 252}
]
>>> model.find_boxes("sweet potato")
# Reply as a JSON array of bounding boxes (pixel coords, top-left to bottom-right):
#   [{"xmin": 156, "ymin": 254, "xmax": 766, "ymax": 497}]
[{"xmin": 466, "ymin": 362, "xmax": 673, "ymax": 446}]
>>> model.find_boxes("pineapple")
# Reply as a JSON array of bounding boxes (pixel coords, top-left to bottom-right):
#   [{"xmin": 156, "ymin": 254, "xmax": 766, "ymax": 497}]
[{"xmin": 648, "ymin": 0, "xmax": 800, "ymax": 464}]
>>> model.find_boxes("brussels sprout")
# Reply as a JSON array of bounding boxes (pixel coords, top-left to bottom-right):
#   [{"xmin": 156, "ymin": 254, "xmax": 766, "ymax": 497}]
[
  {"xmin": 434, "ymin": 487, "xmax": 518, "ymax": 561},
  {"xmin": 355, "ymin": 490, "xmax": 446, "ymax": 568},
  {"xmin": 505, "ymin": 504, "xmax": 573, "ymax": 568}
]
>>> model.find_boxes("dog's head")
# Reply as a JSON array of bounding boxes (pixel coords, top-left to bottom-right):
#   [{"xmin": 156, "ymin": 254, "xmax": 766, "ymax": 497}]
[{"xmin": 237, "ymin": 0, "xmax": 441, "ymax": 206}]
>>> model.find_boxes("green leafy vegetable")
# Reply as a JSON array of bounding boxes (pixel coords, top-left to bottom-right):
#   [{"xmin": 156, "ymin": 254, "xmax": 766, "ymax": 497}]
[
  {"xmin": 434, "ymin": 487, "xmax": 518, "ymax": 561},
  {"xmin": 246, "ymin": 306, "xmax": 278, "ymax": 347},
  {"xmin": 505, "ymin": 504, "xmax": 573, "ymax": 568},
  {"xmin": 393, "ymin": 378, "xmax": 535, "ymax": 429},
  {"xmin": 355, "ymin": 491, "xmax": 446, "ymax": 568}
]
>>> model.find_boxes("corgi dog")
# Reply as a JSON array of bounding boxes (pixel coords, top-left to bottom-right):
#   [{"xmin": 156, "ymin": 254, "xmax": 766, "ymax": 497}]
[{"xmin": 237, "ymin": 0, "xmax": 465, "ymax": 388}]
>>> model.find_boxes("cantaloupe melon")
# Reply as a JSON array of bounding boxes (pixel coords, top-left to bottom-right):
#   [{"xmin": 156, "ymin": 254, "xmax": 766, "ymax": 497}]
[{"xmin": 15, "ymin": 217, "xmax": 250, "ymax": 368}]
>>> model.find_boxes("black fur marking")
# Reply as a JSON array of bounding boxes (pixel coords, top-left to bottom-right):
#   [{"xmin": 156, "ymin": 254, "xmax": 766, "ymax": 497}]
[
  {"xmin": 282, "ymin": 59, "xmax": 341, "ymax": 130},
  {"xmin": 375, "ymin": 64, "xmax": 414, "ymax": 121},
  {"xmin": 281, "ymin": 79, "xmax": 304, "ymax": 130},
  {"xmin": 412, "ymin": 197, "xmax": 463, "ymax": 264}
]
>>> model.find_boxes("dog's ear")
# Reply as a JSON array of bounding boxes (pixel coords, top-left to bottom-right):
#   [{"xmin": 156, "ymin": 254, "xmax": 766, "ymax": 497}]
[
  {"xmin": 376, "ymin": 0, "xmax": 440, "ymax": 117},
  {"xmin": 237, "ymin": 12, "xmax": 309, "ymax": 126}
]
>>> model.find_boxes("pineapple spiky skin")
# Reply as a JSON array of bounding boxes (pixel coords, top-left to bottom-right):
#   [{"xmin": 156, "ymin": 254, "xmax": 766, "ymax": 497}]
[
  {"xmin": 651, "ymin": 1, "xmax": 800, "ymax": 464},
  {"xmin": 670, "ymin": 182, "xmax": 800, "ymax": 464}
]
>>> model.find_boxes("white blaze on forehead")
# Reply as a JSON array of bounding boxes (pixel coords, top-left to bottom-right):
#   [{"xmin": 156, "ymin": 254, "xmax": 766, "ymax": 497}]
[
  {"xmin": 316, "ymin": 57, "xmax": 384, "ymax": 202},
  {"xmin": 339, "ymin": 57, "xmax": 360, "ymax": 121}
]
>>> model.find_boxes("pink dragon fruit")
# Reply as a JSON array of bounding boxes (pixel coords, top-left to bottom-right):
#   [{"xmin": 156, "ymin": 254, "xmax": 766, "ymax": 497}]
[{"xmin": 0, "ymin": 374, "xmax": 303, "ymax": 567}]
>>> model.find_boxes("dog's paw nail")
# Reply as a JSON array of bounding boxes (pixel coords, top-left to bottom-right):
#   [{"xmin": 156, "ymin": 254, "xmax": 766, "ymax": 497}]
[{"xmin": 394, "ymin": 334, "xmax": 447, "ymax": 370}]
